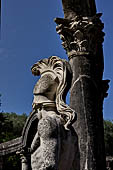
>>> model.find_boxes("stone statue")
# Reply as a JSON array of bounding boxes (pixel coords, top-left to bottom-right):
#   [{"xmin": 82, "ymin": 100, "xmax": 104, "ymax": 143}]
[{"xmin": 30, "ymin": 56, "xmax": 77, "ymax": 170}]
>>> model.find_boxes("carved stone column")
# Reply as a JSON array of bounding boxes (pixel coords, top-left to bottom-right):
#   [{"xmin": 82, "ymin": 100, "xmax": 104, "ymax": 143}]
[
  {"xmin": 55, "ymin": 1, "xmax": 110, "ymax": 170},
  {"xmin": 17, "ymin": 150, "xmax": 31, "ymax": 170}
]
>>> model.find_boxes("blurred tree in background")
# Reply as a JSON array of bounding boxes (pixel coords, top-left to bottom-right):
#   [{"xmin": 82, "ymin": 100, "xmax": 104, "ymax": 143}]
[
  {"xmin": 0, "ymin": 112, "xmax": 27, "ymax": 170},
  {"xmin": 0, "ymin": 112, "xmax": 27, "ymax": 143}
]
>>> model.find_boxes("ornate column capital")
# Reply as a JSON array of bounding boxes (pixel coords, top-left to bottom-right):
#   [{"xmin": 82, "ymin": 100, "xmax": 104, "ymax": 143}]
[{"xmin": 55, "ymin": 13, "xmax": 104, "ymax": 59}]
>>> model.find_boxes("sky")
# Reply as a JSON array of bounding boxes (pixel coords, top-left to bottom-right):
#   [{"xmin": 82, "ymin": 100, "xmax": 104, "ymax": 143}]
[
  {"xmin": 0, "ymin": 0, "xmax": 113, "ymax": 120},
  {"xmin": 0, "ymin": 0, "xmax": 1, "ymax": 39}
]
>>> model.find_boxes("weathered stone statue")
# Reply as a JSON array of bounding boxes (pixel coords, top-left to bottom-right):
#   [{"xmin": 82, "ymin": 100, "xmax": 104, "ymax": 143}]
[{"xmin": 30, "ymin": 56, "xmax": 77, "ymax": 170}]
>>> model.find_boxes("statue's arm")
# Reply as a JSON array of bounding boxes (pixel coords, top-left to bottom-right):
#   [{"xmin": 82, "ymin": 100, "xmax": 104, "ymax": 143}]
[{"xmin": 31, "ymin": 130, "xmax": 40, "ymax": 153}]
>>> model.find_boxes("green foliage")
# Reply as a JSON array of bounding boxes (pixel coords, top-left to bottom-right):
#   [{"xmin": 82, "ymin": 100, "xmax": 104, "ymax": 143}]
[
  {"xmin": 0, "ymin": 113, "xmax": 13, "ymax": 143},
  {"xmin": 3, "ymin": 155, "xmax": 21, "ymax": 170},
  {"xmin": 104, "ymin": 120, "xmax": 113, "ymax": 156},
  {"xmin": 0, "ymin": 112, "xmax": 27, "ymax": 170},
  {"xmin": 0, "ymin": 112, "xmax": 27, "ymax": 143}
]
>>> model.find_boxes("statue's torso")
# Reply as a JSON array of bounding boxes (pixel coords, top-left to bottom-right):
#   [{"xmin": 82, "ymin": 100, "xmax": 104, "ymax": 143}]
[{"xmin": 31, "ymin": 112, "xmax": 77, "ymax": 170}]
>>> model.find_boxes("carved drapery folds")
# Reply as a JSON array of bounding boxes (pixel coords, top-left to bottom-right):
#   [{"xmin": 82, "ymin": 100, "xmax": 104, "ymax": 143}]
[{"xmin": 55, "ymin": 14, "xmax": 104, "ymax": 59}]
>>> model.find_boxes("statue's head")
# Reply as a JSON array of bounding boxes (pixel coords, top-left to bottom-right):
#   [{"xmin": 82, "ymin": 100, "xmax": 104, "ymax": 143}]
[{"xmin": 31, "ymin": 56, "xmax": 76, "ymax": 129}]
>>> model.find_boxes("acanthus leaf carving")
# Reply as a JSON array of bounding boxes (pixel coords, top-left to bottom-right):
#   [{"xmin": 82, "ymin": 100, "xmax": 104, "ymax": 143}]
[{"xmin": 55, "ymin": 13, "xmax": 105, "ymax": 58}]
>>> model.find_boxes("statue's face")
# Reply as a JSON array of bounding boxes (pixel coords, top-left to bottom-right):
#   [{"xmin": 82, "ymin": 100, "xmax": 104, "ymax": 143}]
[{"xmin": 33, "ymin": 74, "xmax": 59, "ymax": 100}]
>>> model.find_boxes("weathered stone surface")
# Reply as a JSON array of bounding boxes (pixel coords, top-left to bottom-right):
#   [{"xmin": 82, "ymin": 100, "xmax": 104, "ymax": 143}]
[{"xmin": 69, "ymin": 55, "xmax": 109, "ymax": 170}]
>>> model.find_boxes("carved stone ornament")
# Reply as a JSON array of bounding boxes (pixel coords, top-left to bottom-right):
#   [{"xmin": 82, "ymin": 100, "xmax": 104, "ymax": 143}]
[{"xmin": 55, "ymin": 14, "xmax": 104, "ymax": 59}]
